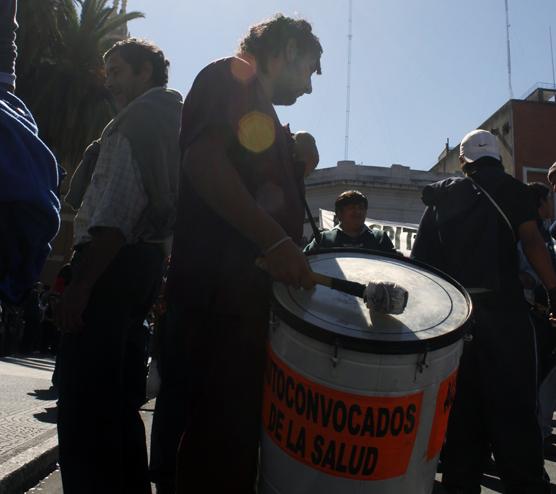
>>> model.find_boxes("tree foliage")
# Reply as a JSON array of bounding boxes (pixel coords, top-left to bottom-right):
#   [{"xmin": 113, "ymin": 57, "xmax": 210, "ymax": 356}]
[{"xmin": 15, "ymin": 0, "xmax": 144, "ymax": 176}]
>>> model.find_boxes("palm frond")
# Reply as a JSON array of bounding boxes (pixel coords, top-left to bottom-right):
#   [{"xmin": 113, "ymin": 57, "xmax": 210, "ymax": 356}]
[
  {"xmin": 15, "ymin": 0, "xmax": 144, "ymax": 171},
  {"xmin": 96, "ymin": 12, "xmax": 145, "ymax": 42}
]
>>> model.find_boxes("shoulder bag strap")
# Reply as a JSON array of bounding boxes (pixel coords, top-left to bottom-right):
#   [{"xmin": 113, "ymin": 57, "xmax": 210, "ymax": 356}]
[{"xmin": 467, "ymin": 176, "xmax": 516, "ymax": 243}]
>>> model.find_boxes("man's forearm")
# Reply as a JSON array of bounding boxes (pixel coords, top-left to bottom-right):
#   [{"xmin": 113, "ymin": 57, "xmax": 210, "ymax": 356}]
[
  {"xmin": 185, "ymin": 133, "xmax": 288, "ymax": 251},
  {"xmin": 184, "ymin": 130, "xmax": 314, "ymax": 289},
  {"xmin": 71, "ymin": 227, "xmax": 125, "ymax": 290},
  {"xmin": 520, "ymin": 222, "xmax": 556, "ymax": 290}
]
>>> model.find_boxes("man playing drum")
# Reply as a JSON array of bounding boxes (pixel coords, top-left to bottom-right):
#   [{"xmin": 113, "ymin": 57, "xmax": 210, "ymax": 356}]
[
  {"xmin": 413, "ymin": 130, "xmax": 556, "ymax": 493},
  {"xmin": 161, "ymin": 14, "xmax": 322, "ymax": 494}
]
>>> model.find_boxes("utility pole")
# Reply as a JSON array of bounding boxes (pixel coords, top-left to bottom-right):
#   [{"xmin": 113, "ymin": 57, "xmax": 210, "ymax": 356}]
[
  {"xmin": 444, "ymin": 138, "xmax": 449, "ymax": 173},
  {"xmin": 550, "ymin": 26, "xmax": 555, "ymax": 88},
  {"xmin": 504, "ymin": 0, "xmax": 514, "ymax": 98},
  {"xmin": 344, "ymin": 0, "xmax": 353, "ymax": 160}
]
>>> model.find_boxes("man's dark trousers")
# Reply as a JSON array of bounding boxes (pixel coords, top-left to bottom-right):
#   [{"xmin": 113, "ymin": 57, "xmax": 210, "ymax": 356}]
[
  {"xmin": 57, "ymin": 243, "xmax": 164, "ymax": 494},
  {"xmin": 149, "ymin": 307, "xmax": 188, "ymax": 494},
  {"xmin": 441, "ymin": 304, "xmax": 549, "ymax": 494},
  {"xmin": 172, "ymin": 268, "xmax": 270, "ymax": 494}
]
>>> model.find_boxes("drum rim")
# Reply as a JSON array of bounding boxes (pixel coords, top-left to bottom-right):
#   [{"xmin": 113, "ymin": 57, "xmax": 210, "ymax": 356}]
[{"xmin": 271, "ymin": 248, "xmax": 473, "ymax": 355}]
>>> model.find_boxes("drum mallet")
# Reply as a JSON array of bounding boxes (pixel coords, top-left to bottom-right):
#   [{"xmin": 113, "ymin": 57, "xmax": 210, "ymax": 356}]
[
  {"xmin": 256, "ymin": 259, "xmax": 408, "ymax": 315},
  {"xmin": 310, "ymin": 272, "xmax": 408, "ymax": 315}
]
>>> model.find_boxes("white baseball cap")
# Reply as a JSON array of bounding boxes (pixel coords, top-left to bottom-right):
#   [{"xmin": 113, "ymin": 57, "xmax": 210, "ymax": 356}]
[{"xmin": 459, "ymin": 129, "xmax": 501, "ymax": 164}]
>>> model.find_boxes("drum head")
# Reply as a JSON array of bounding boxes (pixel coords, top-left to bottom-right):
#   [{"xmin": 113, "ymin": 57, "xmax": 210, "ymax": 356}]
[{"xmin": 272, "ymin": 250, "xmax": 471, "ymax": 354}]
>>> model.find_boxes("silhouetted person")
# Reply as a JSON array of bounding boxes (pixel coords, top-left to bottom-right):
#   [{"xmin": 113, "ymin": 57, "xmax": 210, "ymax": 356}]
[
  {"xmin": 56, "ymin": 39, "xmax": 182, "ymax": 494},
  {"xmin": 304, "ymin": 190, "xmax": 395, "ymax": 254},
  {"xmin": 162, "ymin": 14, "xmax": 322, "ymax": 494},
  {"xmin": 0, "ymin": 0, "xmax": 60, "ymax": 305},
  {"xmin": 413, "ymin": 130, "xmax": 555, "ymax": 494}
]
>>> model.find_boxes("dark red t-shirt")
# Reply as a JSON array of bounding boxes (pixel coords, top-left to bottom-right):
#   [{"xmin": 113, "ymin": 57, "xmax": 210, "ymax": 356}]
[{"xmin": 166, "ymin": 57, "xmax": 305, "ymax": 311}]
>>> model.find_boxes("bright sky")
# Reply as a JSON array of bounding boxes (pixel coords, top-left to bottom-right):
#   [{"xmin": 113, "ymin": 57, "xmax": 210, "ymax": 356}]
[{"xmin": 128, "ymin": 0, "xmax": 556, "ymax": 171}]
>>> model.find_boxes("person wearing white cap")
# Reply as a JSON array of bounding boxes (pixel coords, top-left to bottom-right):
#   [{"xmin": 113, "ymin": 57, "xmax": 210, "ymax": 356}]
[
  {"xmin": 413, "ymin": 129, "xmax": 556, "ymax": 493},
  {"xmin": 459, "ymin": 128, "xmax": 503, "ymax": 164}
]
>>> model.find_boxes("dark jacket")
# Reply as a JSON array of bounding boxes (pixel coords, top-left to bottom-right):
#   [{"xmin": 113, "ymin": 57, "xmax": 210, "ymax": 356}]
[
  {"xmin": 412, "ymin": 159, "xmax": 533, "ymax": 303},
  {"xmin": 0, "ymin": 0, "xmax": 17, "ymax": 88},
  {"xmin": 304, "ymin": 226, "xmax": 395, "ymax": 255}
]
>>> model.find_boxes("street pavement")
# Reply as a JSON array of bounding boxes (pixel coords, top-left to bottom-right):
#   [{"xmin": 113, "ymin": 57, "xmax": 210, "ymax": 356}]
[
  {"xmin": 2, "ymin": 353, "xmax": 556, "ymax": 493},
  {"xmin": 0, "ymin": 355, "xmax": 57, "ymax": 494}
]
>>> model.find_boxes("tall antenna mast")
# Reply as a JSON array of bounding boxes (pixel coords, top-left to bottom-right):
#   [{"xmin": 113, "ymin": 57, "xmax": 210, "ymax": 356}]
[
  {"xmin": 550, "ymin": 26, "xmax": 556, "ymax": 88},
  {"xmin": 504, "ymin": 0, "xmax": 514, "ymax": 98},
  {"xmin": 344, "ymin": 0, "xmax": 353, "ymax": 160}
]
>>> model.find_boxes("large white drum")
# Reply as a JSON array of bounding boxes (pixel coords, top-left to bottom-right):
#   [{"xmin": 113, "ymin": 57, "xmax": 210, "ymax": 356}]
[{"xmin": 259, "ymin": 249, "xmax": 471, "ymax": 494}]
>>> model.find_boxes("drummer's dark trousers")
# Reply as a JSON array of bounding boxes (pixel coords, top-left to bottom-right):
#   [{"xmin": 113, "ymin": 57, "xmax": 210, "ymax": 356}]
[
  {"xmin": 170, "ymin": 284, "xmax": 270, "ymax": 494},
  {"xmin": 57, "ymin": 243, "xmax": 164, "ymax": 494},
  {"xmin": 441, "ymin": 305, "xmax": 549, "ymax": 494},
  {"xmin": 149, "ymin": 307, "xmax": 189, "ymax": 493}
]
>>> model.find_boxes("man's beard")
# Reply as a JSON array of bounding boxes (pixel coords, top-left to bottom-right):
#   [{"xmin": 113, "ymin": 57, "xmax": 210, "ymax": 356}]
[
  {"xmin": 272, "ymin": 92, "xmax": 297, "ymax": 106},
  {"xmin": 272, "ymin": 79, "xmax": 299, "ymax": 106}
]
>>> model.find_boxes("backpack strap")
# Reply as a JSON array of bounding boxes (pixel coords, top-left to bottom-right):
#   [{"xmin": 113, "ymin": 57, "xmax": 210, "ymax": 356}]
[{"xmin": 467, "ymin": 176, "xmax": 516, "ymax": 243}]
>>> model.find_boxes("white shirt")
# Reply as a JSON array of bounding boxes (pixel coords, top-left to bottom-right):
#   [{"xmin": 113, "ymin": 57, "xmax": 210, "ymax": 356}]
[{"xmin": 73, "ymin": 131, "xmax": 148, "ymax": 246}]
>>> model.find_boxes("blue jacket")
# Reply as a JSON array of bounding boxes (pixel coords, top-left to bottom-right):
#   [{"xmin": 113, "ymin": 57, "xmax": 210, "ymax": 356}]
[{"xmin": 0, "ymin": 88, "xmax": 60, "ymax": 303}]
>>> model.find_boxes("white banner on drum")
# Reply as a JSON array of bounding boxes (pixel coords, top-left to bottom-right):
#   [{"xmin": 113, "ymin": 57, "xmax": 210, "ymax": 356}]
[{"xmin": 318, "ymin": 209, "xmax": 419, "ymax": 257}]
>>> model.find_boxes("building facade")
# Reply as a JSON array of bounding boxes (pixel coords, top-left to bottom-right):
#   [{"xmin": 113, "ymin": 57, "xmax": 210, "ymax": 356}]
[
  {"xmin": 431, "ymin": 85, "xmax": 556, "ymax": 186},
  {"xmin": 303, "ymin": 160, "xmax": 454, "ymax": 242}
]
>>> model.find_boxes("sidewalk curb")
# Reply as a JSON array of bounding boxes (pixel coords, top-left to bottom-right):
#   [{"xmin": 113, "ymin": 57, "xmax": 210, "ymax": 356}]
[{"xmin": 0, "ymin": 434, "xmax": 58, "ymax": 494}]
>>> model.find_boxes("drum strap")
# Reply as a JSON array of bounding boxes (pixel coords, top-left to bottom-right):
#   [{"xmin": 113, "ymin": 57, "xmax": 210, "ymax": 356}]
[{"xmin": 300, "ymin": 188, "xmax": 322, "ymax": 245}]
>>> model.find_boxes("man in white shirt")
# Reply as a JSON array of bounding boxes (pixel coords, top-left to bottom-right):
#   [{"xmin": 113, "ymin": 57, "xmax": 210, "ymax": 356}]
[{"xmin": 56, "ymin": 38, "xmax": 182, "ymax": 494}]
